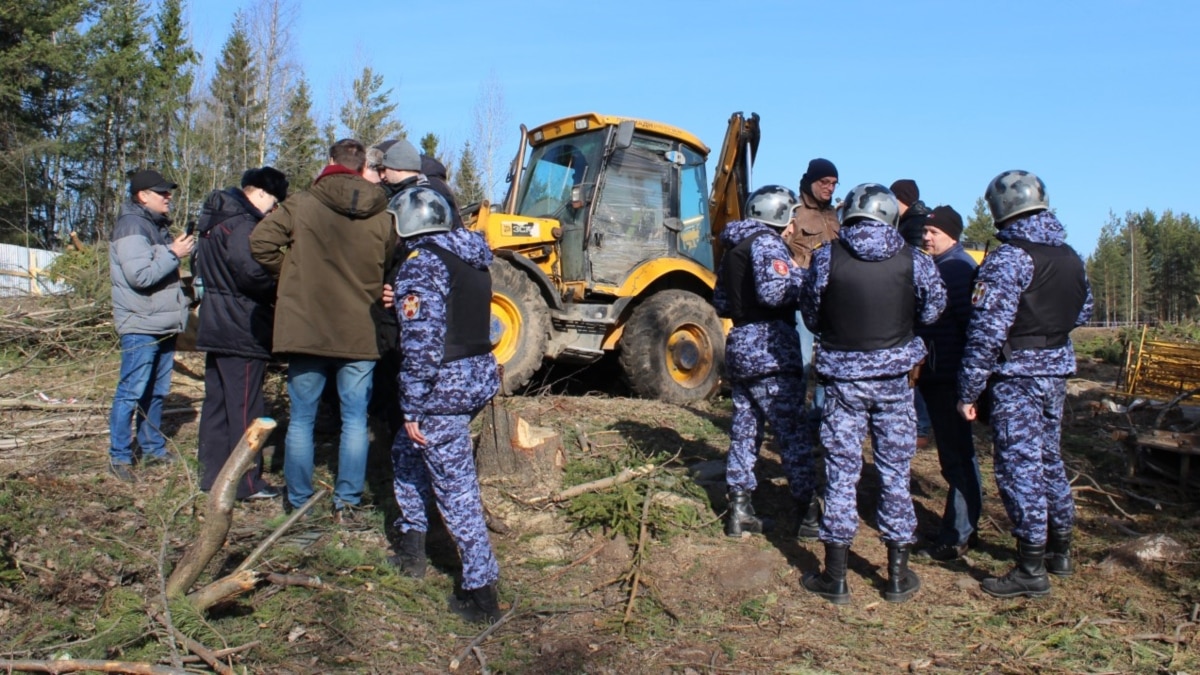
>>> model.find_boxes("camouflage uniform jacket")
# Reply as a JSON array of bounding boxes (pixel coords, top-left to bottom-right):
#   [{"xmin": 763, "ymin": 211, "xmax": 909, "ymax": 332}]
[
  {"xmin": 783, "ymin": 190, "xmax": 839, "ymax": 269},
  {"xmin": 957, "ymin": 211, "xmax": 1093, "ymax": 404},
  {"xmin": 713, "ymin": 219, "xmax": 805, "ymax": 381},
  {"xmin": 801, "ymin": 221, "xmax": 946, "ymax": 380},
  {"xmin": 392, "ymin": 228, "xmax": 500, "ymax": 418}
]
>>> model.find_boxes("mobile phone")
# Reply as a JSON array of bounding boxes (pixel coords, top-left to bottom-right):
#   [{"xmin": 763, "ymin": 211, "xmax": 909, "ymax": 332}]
[{"xmin": 185, "ymin": 220, "xmax": 197, "ymax": 237}]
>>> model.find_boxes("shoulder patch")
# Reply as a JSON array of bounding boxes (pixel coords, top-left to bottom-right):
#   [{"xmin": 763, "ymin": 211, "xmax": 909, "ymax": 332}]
[
  {"xmin": 400, "ymin": 293, "xmax": 421, "ymax": 320},
  {"xmin": 971, "ymin": 281, "xmax": 987, "ymax": 306},
  {"xmin": 406, "ymin": 250, "xmax": 420, "ymax": 260},
  {"xmin": 771, "ymin": 259, "xmax": 790, "ymax": 276}
]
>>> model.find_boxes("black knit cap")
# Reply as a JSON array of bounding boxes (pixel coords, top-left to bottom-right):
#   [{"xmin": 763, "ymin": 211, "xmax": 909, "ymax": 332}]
[
  {"xmin": 242, "ymin": 166, "xmax": 289, "ymax": 203},
  {"xmin": 926, "ymin": 205, "xmax": 964, "ymax": 241},
  {"xmin": 889, "ymin": 179, "xmax": 919, "ymax": 206},
  {"xmin": 802, "ymin": 158, "xmax": 838, "ymax": 183}
]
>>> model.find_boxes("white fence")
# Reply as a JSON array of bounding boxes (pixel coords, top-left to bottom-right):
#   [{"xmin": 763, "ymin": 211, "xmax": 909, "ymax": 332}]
[{"xmin": 0, "ymin": 243, "xmax": 70, "ymax": 297}]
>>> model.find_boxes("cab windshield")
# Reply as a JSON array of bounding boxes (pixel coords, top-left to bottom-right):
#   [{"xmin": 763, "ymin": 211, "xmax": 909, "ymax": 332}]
[{"xmin": 515, "ymin": 131, "xmax": 606, "ymax": 220}]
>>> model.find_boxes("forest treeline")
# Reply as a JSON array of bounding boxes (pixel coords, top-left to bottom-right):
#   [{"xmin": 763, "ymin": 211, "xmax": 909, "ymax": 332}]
[
  {"xmin": 3, "ymin": 2, "xmax": 1196, "ymax": 325},
  {"xmin": 1, "ymin": 0, "xmax": 491, "ymax": 250}
]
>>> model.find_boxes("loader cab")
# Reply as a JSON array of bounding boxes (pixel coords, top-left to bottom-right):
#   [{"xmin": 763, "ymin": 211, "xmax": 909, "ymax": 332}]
[{"xmin": 512, "ymin": 115, "xmax": 716, "ymax": 290}]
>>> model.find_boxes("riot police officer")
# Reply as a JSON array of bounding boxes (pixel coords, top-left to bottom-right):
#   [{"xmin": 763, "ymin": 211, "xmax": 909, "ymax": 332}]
[
  {"xmin": 712, "ymin": 185, "xmax": 816, "ymax": 538},
  {"xmin": 799, "ymin": 183, "xmax": 946, "ymax": 604},
  {"xmin": 957, "ymin": 171, "xmax": 1092, "ymax": 598},
  {"xmin": 386, "ymin": 186, "xmax": 503, "ymax": 623}
]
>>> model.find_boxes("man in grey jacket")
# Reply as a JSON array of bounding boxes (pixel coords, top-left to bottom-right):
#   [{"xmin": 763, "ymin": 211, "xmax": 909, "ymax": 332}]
[{"xmin": 108, "ymin": 169, "xmax": 194, "ymax": 482}]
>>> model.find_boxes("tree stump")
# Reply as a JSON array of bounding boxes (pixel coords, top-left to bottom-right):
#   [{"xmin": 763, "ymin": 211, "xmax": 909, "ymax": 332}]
[{"xmin": 475, "ymin": 400, "xmax": 564, "ymax": 487}]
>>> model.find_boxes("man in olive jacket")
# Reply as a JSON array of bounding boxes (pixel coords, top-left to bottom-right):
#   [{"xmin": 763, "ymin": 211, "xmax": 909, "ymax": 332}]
[{"xmin": 250, "ymin": 139, "xmax": 396, "ymax": 519}]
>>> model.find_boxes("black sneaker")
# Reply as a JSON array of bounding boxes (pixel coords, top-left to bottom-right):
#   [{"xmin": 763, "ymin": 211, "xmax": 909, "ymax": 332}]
[
  {"xmin": 914, "ymin": 541, "xmax": 968, "ymax": 562},
  {"xmin": 108, "ymin": 462, "xmax": 135, "ymax": 483}
]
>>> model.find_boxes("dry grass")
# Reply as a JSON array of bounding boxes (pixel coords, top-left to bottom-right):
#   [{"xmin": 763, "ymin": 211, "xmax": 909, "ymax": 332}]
[{"xmin": 0, "ymin": 305, "xmax": 1198, "ymax": 674}]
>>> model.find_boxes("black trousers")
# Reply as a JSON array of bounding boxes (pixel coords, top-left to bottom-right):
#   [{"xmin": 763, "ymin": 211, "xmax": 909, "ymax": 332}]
[{"xmin": 198, "ymin": 353, "xmax": 268, "ymax": 499}]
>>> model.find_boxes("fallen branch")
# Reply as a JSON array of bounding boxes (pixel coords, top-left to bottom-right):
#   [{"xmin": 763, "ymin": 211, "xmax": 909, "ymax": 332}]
[
  {"xmin": 233, "ymin": 488, "xmax": 328, "ymax": 574},
  {"xmin": 186, "ymin": 570, "xmax": 260, "ymax": 611},
  {"xmin": 623, "ymin": 489, "xmax": 654, "ymax": 630},
  {"xmin": 151, "ymin": 611, "xmax": 233, "ymax": 675},
  {"xmin": 265, "ymin": 572, "xmax": 327, "ymax": 590},
  {"xmin": 533, "ymin": 464, "xmax": 656, "ymax": 504},
  {"xmin": 0, "ymin": 659, "xmax": 190, "ymax": 674},
  {"xmin": 1125, "ymin": 633, "xmax": 1188, "ymax": 645},
  {"xmin": 166, "ymin": 417, "xmax": 276, "ymax": 599},
  {"xmin": 163, "ymin": 640, "xmax": 260, "ymax": 664},
  {"xmin": 448, "ymin": 597, "xmax": 519, "ymax": 671},
  {"xmin": 539, "ymin": 540, "xmax": 607, "ymax": 583}
]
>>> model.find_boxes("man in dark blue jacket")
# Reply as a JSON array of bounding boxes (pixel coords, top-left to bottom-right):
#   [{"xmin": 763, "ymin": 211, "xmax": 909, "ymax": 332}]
[
  {"xmin": 914, "ymin": 206, "xmax": 982, "ymax": 561},
  {"xmin": 194, "ymin": 167, "xmax": 288, "ymax": 500}
]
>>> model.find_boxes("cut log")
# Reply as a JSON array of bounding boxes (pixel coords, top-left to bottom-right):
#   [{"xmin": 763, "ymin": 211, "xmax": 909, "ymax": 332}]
[
  {"xmin": 166, "ymin": 418, "xmax": 276, "ymax": 598},
  {"xmin": 475, "ymin": 400, "xmax": 565, "ymax": 486}
]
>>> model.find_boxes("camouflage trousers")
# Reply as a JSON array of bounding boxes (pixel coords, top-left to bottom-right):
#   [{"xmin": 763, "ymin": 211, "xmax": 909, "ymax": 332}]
[
  {"xmin": 989, "ymin": 375, "xmax": 1074, "ymax": 544},
  {"xmin": 819, "ymin": 375, "xmax": 918, "ymax": 545},
  {"xmin": 391, "ymin": 413, "xmax": 499, "ymax": 590},
  {"xmin": 726, "ymin": 373, "xmax": 816, "ymax": 502}
]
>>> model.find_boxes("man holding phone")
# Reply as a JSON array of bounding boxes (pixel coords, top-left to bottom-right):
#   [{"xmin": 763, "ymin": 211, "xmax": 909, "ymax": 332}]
[{"xmin": 107, "ymin": 169, "xmax": 194, "ymax": 482}]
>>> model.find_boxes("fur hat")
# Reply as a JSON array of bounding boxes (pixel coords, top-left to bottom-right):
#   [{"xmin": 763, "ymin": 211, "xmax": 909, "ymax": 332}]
[{"xmin": 242, "ymin": 166, "xmax": 289, "ymax": 203}]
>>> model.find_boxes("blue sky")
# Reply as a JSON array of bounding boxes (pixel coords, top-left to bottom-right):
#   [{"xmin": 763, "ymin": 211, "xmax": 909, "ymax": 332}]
[{"xmin": 187, "ymin": 0, "xmax": 1198, "ymax": 259}]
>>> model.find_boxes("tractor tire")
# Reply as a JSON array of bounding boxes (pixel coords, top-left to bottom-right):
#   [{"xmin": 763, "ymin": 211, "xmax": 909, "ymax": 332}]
[
  {"xmin": 489, "ymin": 258, "xmax": 551, "ymax": 394},
  {"xmin": 618, "ymin": 290, "xmax": 725, "ymax": 405}
]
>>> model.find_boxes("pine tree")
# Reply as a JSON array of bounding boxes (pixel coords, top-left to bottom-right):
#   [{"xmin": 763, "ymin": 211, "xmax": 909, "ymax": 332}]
[
  {"xmin": 962, "ymin": 197, "xmax": 998, "ymax": 252},
  {"xmin": 454, "ymin": 141, "xmax": 485, "ymax": 205},
  {"xmin": 209, "ymin": 14, "xmax": 263, "ymax": 184},
  {"xmin": 272, "ymin": 79, "xmax": 323, "ymax": 189},
  {"xmin": 0, "ymin": 0, "xmax": 92, "ymax": 245},
  {"xmin": 338, "ymin": 66, "xmax": 403, "ymax": 145},
  {"xmin": 140, "ymin": 0, "xmax": 197, "ymax": 215},
  {"xmin": 76, "ymin": 0, "xmax": 153, "ymax": 239}
]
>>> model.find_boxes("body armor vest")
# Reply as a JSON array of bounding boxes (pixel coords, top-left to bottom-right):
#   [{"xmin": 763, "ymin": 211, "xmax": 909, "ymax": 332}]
[
  {"xmin": 413, "ymin": 244, "xmax": 493, "ymax": 363},
  {"xmin": 719, "ymin": 231, "xmax": 797, "ymax": 327},
  {"xmin": 818, "ymin": 241, "xmax": 914, "ymax": 351},
  {"xmin": 1004, "ymin": 239, "xmax": 1087, "ymax": 351}
]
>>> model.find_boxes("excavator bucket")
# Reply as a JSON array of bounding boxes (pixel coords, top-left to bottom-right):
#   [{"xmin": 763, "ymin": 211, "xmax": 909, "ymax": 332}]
[{"xmin": 708, "ymin": 111, "xmax": 760, "ymax": 269}]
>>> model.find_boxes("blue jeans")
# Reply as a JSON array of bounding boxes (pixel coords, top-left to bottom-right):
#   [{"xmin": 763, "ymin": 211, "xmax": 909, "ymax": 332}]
[
  {"xmin": 284, "ymin": 355, "xmax": 375, "ymax": 510},
  {"xmin": 914, "ymin": 388, "xmax": 932, "ymax": 438},
  {"xmin": 109, "ymin": 334, "xmax": 177, "ymax": 464}
]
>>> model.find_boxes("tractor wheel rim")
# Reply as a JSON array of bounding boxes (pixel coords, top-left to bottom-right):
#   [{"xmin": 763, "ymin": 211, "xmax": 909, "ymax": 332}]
[
  {"xmin": 490, "ymin": 295, "xmax": 522, "ymax": 363},
  {"xmin": 666, "ymin": 323, "xmax": 712, "ymax": 387}
]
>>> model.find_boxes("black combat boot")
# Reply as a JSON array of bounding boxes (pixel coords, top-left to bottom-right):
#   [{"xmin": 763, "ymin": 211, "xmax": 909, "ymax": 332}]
[
  {"xmin": 980, "ymin": 538, "xmax": 1051, "ymax": 598},
  {"xmin": 451, "ymin": 582, "xmax": 502, "ymax": 624},
  {"xmin": 795, "ymin": 494, "xmax": 822, "ymax": 541},
  {"xmin": 883, "ymin": 543, "xmax": 921, "ymax": 603},
  {"xmin": 387, "ymin": 530, "xmax": 427, "ymax": 579},
  {"xmin": 802, "ymin": 542, "xmax": 850, "ymax": 605},
  {"xmin": 724, "ymin": 490, "xmax": 764, "ymax": 537},
  {"xmin": 1045, "ymin": 528, "xmax": 1074, "ymax": 576}
]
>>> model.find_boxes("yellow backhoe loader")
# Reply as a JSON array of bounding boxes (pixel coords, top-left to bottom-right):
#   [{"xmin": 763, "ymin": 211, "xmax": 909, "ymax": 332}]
[{"xmin": 464, "ymin": 111, "xmax": 759, "ymax": 404}]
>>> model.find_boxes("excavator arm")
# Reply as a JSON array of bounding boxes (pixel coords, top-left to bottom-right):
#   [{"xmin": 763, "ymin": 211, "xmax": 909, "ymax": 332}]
[{"xmin": 708, "ymin": 111, "xmax": 760, "ymax": 269}]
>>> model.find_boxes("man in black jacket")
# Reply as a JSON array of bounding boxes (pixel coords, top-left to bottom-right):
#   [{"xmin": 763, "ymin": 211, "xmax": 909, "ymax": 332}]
[{"xmin": 194, "ymin": 167, "xmax": 289, "ymax": 500}]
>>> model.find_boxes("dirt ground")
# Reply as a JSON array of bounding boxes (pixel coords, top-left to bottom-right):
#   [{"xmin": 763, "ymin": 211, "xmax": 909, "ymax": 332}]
[{"xmin": 1, "ymin": 338, "xmax": 1199, "ymax": 674}]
